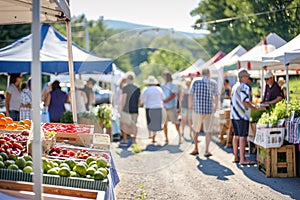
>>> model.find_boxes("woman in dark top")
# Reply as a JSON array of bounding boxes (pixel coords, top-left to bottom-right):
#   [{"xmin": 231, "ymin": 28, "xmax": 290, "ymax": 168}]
[{"xmin": 44, "ymin": 80, "xmax": 69, "ymax": 122}]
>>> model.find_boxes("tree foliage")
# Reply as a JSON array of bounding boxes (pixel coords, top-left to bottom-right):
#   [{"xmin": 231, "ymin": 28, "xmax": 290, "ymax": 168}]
[{"xmin": 191, "ymin": 0, "xmax": 300, "ymax": 56}]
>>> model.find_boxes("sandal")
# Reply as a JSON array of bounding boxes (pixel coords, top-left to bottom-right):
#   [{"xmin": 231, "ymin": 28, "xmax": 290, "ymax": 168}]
[
  {"xmin": 239, "ymin": 160, "xmax": 256, "ymax": 165},
  {"xmin": 190, "ymin": 150, "xmax": 199, "ymax": 156},
  {"xmin": 204, "ymin": 152, "xmax": 213, "ymax": 157}
]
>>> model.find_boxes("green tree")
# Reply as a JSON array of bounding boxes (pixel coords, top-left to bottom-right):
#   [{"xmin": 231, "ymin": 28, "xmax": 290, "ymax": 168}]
[
  {"xmin": 0, "ymin": 24, "xmax": 31, "ymax": 48},
  {"xmin": 191, "ymin": 0, "xmax": 300, "ymax": 55}
]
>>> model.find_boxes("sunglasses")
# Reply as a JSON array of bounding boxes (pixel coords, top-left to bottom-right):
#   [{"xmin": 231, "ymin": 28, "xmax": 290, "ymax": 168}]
[{"xmin": 264, "ymin": 78, "xmax": 270, "ymax": 81}]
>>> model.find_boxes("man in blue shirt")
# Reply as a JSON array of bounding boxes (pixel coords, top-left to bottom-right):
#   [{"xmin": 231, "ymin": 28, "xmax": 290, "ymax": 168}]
[
  {"xmin": 189, "ymin": 68, "xmax": 218, "ymax": 156},
  {"xmin": 161, "ymin": 71, "xmax": 181, "ymax": 144}
]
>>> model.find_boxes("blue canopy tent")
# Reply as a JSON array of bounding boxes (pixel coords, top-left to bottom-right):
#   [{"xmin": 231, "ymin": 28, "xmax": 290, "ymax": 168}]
[{"xmin": 0, "ymin": 24, "xmax": 114, "ymax": 74}]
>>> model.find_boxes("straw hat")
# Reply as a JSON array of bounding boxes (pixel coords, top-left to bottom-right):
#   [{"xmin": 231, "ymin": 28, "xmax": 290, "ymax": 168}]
[{"xmin": 144, "ymin": 76, "xmax": 158, "ymax": 85}]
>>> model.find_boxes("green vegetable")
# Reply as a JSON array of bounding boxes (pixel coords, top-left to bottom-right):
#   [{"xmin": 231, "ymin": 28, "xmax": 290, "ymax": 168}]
[
  {"xmin": 271, "ymin": 100, "xmax": 288, "ymax": 120},
  {"xmin": 59, "ymin": 111, "xmax": 73, "ymax": 123},
  {"xmin": 96, "ymin": 104, "xmax": 112, "ymax": 128}
]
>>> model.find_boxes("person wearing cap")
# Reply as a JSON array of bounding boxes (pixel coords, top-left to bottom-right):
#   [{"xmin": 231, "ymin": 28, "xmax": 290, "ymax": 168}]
[
  {"xmin": 278, "ymin": 77, "xmax": 286, "ymax": 99},
  {"xmin": 231, "ymin": 69, "xmax": 263, "ymax": 165},
  {"xmin": 74, "ymin": 79, "xmax": 88, "ymax": 114},
  {"xmin": 141, "ymin": 76, "xmax": 165, "ymax": 143},
  {"xmin": 262, "ymin": 72, "xmax": 283, "ymax": 105},
  {"xmin": 189, "ymin": 68, "xmax": 218, "ymax": 157},
  {"xmin": 83, "ymin": 77, "xmax": 96, "ymax": 111},
  {"xmin": 161, "ymin": 71, "xmax": 181, "ymax": 144},
  {"xmin": 20, "ymin": 77, "xmax": 32, "ymax": 120},
  {"xmin": 119, "ymin": 72, "xmax": 140, "ymax": 146}
]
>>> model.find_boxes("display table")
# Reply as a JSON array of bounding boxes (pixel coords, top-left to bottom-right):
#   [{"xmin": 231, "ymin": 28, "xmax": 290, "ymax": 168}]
[
  {"xmin": 0, "ymin": 156, "xmax": 119, "ymax": 200},
  {"xmin": 104, "ymin": 153, "xmax": 120, "ymax": 200}
]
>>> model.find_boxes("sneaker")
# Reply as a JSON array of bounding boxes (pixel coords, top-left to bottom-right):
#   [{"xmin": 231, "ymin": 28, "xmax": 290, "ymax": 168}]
[{"xmin": 119, "ymin": 141, "xmax": 129, "ymax": 147}]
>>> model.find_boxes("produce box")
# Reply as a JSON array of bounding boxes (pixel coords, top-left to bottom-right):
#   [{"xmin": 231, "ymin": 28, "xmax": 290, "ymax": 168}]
[
  {"xmin": 256, "ymin": 144, "xmax": 296, "ymax": 177},
  {"xmin": 254, "ymin": 127, "xmax": 285, "ymax": 148},
  {"xmin": 27, "ymin": 135, "xmax": 56, "ymax": 155},
  {"xmin": 47, "ymin": 145, "xmax": 110, "ymax": 161},
  {"xmin": 55, "ymin": 132, "xmax": 93, "ymax": 147},
  {"xmin": 93, "ymin": 133, "xmax": 111, "ymax": 151},
  {"xmin": 42, "ymin": 123, "xmax": 94, "ymax": 147},
  {"xmin": 0, "ymin": 168, "xmax": 108, "ymax": 191}
]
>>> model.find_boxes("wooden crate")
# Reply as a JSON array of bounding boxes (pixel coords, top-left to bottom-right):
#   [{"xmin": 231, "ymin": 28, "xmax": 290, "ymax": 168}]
[
  {"xmin": 55, "ymin": 132, "xmax": 93, "ymax": 147},
  {"xmin": 257, "ymin": 144, "xmax": 296, "ymax": 177},
  {"xmin": 0, "ymin": 180, "xmax": 105, "ymax": 200}
]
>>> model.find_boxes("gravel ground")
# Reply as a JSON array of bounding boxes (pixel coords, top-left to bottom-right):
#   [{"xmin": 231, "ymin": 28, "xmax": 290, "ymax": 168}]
[{"xmin": 111, "ymin": 109, "xmax": 299, "ymax": 200}]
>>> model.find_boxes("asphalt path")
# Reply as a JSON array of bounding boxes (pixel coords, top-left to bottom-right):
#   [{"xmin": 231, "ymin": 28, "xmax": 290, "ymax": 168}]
[{"xmin": 112, "ymin": 108, "xmax": 300, "ymax": 200}]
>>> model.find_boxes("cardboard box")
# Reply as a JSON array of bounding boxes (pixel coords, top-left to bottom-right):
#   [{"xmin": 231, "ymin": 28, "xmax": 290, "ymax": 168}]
[
  {"xmin": 0, "ymin": 169, "xmax": 108, "ymax": 191},
  {"xmin": 42, "ymin": 123, "xmax": 94, "ymax": 147},
  {"xmin": 55, "ymin": 132, "xmax": 93, "ymax": 147},
  {"xmin": 27, "ymin": 135, "xmax": 56, "ymax": 155},
  {"xmin": 256, "ymin": 144, "xmax": 296, "ymax": 177},
  {"xmin": 254, "ymin": 127, "xmax": 285, "ymax": 148},
  {"xmin": 92, "ymin": 133, "xmax": 111, "ymax": 151}
]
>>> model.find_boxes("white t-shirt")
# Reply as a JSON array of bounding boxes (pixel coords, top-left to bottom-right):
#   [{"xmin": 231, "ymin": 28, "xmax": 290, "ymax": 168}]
[
  {"xmin": 141, "ymin": 86, "xmax": 165, "ymax": 108},
  {"xmin": 7, "ymin": 84, "xmax": 21, "ymax": 111}
]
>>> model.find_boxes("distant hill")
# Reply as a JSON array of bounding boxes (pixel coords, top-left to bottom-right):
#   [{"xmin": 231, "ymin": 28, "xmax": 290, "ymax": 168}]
[{"xmin": 103, "ymin": 19, "xmax": 208, "ymax": 38}]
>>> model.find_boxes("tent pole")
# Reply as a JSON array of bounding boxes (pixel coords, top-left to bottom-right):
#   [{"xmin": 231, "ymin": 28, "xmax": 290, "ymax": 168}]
[
  {"xmin": 261, "ymin": 70, "xmax": 265, "ymax": 99},
  {"xmin": 66, "ymin": 20, "xmax": 77, "ymax": 123},
  {"xmin": 285, "ymin": 64, "xmax": 290, "ymax": 103},
  {"xmin": 32, "ymin": 0, "xmax": 43, "ymax": 199}
]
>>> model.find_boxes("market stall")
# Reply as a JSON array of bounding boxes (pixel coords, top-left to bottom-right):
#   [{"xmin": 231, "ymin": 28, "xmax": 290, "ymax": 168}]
[
  {"xmin": 248, "ymin": 34, "xmax": 300, "ymax": 177},
  {"xmin": 0, "ymin": 1, "xmax": 119, "ymax": 199},
  {"xmin": 0, "ymin": 120, "xmax": 119, "ymax": 199}
]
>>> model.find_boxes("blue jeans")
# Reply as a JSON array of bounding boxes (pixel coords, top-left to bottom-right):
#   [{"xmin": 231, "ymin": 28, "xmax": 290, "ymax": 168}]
[{"xmin": 9, "ymin": 110, "xmax": 20, "ymax": 121}]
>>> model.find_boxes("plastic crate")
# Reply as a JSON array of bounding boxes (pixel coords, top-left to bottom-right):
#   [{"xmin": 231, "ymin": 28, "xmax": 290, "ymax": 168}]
[{"xmin": 254, "ymin": 127, "xmax": 285, "ymax": 148}]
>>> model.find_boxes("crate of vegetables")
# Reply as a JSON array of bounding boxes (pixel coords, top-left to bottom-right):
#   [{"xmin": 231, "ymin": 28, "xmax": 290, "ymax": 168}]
[
  {"xmin": 254, "ymin": 127, "xmax": 285, "ymax": 148},
  {"xmin": 42, "ymin": 123, "xmax": 94, "ymax": 147}
]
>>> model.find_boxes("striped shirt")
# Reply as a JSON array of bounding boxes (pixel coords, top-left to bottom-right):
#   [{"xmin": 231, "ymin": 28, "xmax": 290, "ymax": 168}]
[
  {"xmin": 230, "ymin": 82, "xmax": 251, "ymax": 120},
  {"xmin": 189, "ymin": 76, "xmax": 218, "ymax": 114}
]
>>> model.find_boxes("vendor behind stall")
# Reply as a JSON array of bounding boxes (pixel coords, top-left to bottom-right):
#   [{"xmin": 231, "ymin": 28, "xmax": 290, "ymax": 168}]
[{"xmin": 261, "ymin": 72, "xmax": 283, "ymax": 105}]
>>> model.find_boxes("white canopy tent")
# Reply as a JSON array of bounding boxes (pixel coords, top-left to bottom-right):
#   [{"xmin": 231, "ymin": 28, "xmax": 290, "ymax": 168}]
[
  {"xmin": 261, "ymin": 34, "xmax": 300, "ymax": 103},
  {"xmin": 0, "ymin": 0, "xmax": 70, "ymax": 25},
  {"xmin": 208, "ymin": 45, "xmax": 247, "ymax": 107},
  {"xmin": 50, "ymin": 64, "xmax": 124, "ymax": 84},
  {"xmin": 285, "ymin": 50, "xmax": 300, "ymax": 65},
  {"xmin": 262, "ymin": 34, "xmax": 300, "ymax": 69},
  {"xmin": 175, "ymin": 51, "xmax": 225, "ymax": 78},
  {"xmin": 238, "ymin": 33, "xmax": 287, "ymax": 70},
  {"xmin": 174, "ymin": 58, "xmax": 205, "ymax": 78},
  {"xmin": 0, "ymin": 0, "xmax": 71, "ymax": 199}
]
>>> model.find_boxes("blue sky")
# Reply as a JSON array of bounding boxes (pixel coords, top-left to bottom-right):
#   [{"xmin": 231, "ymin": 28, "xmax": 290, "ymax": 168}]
[{"xmin": 70, "ymin": 0, "xmax": 201, "ymax": 33}]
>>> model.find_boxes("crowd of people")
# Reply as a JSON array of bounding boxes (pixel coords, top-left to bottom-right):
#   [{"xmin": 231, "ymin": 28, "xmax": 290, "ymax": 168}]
[
  {"xmin": 115, "ymin": 68, "xmax": 286, "ymax": 165},
  {"xmin": 3, "ymin": 69, "xmax": 286, "ymax": 164},
  {"xmin": 4, "ymin": 73, "xmax": 98, "ymax": 123}
]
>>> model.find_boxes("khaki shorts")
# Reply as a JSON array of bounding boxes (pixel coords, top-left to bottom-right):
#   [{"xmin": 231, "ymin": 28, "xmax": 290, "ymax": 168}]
[
  {"xmin": 192, "ymin": 112, "xmax": 214, "ymax": 133},
  {"xmin": 165, "ymin": 108, "xmax": 180, "ymax": 124},
  {"xmin": 120, "ymin": 111, "xmax": 138, "ymax": 135}
]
